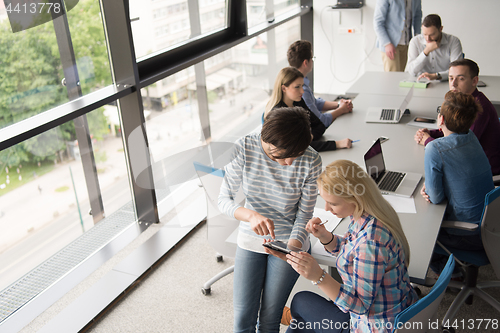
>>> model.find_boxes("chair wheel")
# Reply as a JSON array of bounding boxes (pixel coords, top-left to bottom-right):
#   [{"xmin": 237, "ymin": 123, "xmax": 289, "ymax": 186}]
[
  {"xmin": 202, "ymin": 288, "xmax": 211, "ymax": 295},
  {"xmin": 216, "ymin": 255, "xmax": 223, "ymax": 262},
  {"xmin": 442, "ymin": 327, "xmax": 455, "ymax": 333}
]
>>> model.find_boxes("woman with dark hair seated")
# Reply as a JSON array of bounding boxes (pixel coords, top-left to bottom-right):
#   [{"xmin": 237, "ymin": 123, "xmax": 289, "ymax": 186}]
[
  {"xmin": 219, "ymin": 107, "xmax": 322, "ymax": 332},
  {"xmin": 264, "ymin": 67, "xmax": 352, "ymax": 152},
  {"xmin": 422, "ymin": 90, "xmax": 494, "ymax": 275}
]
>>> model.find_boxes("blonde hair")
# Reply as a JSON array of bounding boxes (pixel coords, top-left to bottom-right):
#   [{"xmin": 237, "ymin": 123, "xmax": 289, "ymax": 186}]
[
  {"xmin": 318, "ymin": 160, "xmax": 411, "ymax": 267},
  {"xmin": 264, "ymin": 67, "xmax": 304, "ymax": 118}
]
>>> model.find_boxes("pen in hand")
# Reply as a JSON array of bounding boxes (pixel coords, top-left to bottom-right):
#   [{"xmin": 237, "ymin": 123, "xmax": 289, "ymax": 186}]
[{"xmin": 319, "ymin": 220, "xmax": 328, "ymax": 226}]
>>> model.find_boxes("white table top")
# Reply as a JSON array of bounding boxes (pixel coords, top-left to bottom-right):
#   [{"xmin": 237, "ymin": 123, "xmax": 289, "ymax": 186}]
[
  {"xmin": 346, "ymin": 71, "xmax": 500, "ymax": 104},
  {"xmin": 312, "ymin": 93, "xmax": 447, "ymax": 284}
]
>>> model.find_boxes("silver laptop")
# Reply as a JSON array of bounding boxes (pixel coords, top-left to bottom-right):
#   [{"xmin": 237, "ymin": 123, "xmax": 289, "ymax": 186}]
[
  {"xmin": 364, "ymin": 138, "xmax": 421, "ymax": 197},
  {"xmin": 365, "ymin": 87, "xmax": 414, "ymax": 123}
]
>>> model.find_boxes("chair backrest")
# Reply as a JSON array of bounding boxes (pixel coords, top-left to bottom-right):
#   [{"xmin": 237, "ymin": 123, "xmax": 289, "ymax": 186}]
[
  {"xmin": 393, "ymin": 255, "xmax": 455, "ymax": 333},
  {"xmin": 481, "ymin": 186, "xmax": 500, "ymax": 278},
  {"xmin": 194, "ymin": 162, "xmax": 243, "ymax": 259}
]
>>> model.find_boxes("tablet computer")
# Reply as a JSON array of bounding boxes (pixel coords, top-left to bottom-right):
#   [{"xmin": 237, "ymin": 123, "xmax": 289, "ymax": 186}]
[{"xmin": 262, "ymin": 240, "xmax": 301, "ymax": 254}]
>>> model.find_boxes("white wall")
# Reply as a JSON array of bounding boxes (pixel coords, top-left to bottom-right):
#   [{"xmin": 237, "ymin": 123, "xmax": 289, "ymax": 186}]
[{"xmin": 313, "ymin": 0, "xmax": 500, "ymax": 94}]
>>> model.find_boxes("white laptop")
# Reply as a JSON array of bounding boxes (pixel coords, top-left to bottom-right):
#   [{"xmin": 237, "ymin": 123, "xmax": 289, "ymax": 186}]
[
  {"xmin": 365, "ymin": 86, "xmax": 414, "ymax": 123},
  {"xmin": 364, "ymin": 138, "xmax": 421, "ymax": 197}
]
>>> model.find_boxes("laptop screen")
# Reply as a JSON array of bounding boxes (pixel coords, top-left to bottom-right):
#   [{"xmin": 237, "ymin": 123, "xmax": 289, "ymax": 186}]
[{"xmin": 364, "ymin": 139, "xmax": 386, "ymax": 181}]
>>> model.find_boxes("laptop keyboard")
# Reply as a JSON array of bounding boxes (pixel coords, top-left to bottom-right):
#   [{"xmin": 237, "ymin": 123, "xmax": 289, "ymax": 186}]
[
  {"xmin": 380, "ymin": 109, "xmax": 400, "ymax": 121},
  {"xmin": 379, "ymin": 171, "xmax": 406, "ymax": 192}
]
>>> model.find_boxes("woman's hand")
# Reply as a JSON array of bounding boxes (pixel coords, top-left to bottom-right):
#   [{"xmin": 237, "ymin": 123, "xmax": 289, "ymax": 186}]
[
  {"xmin": 286, "ymin": 251, "xmax": 324, "ymax": 282},
  {"xmin": 248, "ymin": 212, "xmax": 275, "ymax": 239},
  {"xmin": 335, "ymin": 138, "xmax": 353, "ymax": 149},
  {"xmin": 263, "ymin": 239, "xmax": 288, "ymax": 261},
  {"xmin": 306, "ymin": 217, "xmax": 331, "ymax": 243}
]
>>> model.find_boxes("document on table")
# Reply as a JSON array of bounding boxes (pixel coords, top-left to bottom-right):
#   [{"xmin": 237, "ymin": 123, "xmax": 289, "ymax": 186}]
[
  {"xmin": 382, "ymin": 194, "xmax": 417, "ymax": 214},
  {"xmin": 310, "ymin": 207, "xmax": 342, "ymax": 256}
]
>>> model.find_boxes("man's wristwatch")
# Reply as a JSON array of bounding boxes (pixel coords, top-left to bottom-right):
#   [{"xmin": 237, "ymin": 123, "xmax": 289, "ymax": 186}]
[{"xmin": 436, "ymin": 72, "xmax": 442, "ymax": 81}]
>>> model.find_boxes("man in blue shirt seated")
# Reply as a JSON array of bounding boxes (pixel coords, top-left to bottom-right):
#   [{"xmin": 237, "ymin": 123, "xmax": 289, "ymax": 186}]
[{"xmin": 287, "ymin": 40, "xmax": 353, "ymax": 128}]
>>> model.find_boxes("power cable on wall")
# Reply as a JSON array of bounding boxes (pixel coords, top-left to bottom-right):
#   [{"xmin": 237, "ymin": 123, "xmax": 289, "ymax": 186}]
[{"xmin": 319, "ymin": 6, "xmax": 377, "ymax": 92}]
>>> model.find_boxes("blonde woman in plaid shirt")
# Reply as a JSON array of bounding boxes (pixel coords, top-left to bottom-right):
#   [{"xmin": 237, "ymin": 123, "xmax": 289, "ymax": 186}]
[{"xmin": 266, "ymin": 160, "xmax": 418, "ymax": 332}]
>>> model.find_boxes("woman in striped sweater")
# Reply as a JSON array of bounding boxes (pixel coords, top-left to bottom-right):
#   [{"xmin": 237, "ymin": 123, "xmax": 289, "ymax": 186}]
[{"xmin": 219, "ymin": 107, "xmax": 322, "ymax": 332}]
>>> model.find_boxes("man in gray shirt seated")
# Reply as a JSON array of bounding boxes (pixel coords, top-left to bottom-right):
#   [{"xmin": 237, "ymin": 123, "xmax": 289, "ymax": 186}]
[{"xmin": 406, "ymin": 14, "xmax": 462, "ymax": 81}]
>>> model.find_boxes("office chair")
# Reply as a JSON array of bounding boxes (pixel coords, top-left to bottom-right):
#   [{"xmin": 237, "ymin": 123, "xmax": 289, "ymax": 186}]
[
  {"xmin": 393, "ymin": 255, "xmax": 455, "ymax": 333},
  {"xmin": 433, "ymin": 186, "xmax": 500, "ymax": 333},
  {"xmin": 194, "ymin": 162, "xmax": 243, "ymax": 295}
]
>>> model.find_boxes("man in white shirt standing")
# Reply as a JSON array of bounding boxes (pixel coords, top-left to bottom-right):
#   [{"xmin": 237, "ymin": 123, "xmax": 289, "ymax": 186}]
[
  {"xmin": 406, "ymin": 14, "xmax": 463, "ymax": 81},
  {"xmin": 374, "ymin": 0, "xmax": 422, "ymax": 72}
]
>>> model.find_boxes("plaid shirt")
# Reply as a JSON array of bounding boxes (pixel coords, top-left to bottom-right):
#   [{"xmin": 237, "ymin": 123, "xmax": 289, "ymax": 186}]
[{"xmin": 328, "ymin": 213, "xmax": 418, "ymax": 332}]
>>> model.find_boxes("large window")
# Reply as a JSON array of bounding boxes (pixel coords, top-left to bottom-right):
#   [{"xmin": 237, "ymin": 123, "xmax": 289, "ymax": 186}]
[
  {"xmin": 0, "ymin": 106, "xmax": 131, "ymax": 292},
  {"xmin": 205, "ymin": 36, "xmax": 270, "ymax": 141},
  {"xmin": 0, "ymin": 0, "xmax": 312, "ymax": 328},
  {"xmin": 0, "ymin": 0, "xmax": 111, "ymax": 130},
  {"xmin": 247, "ymin": 0, "xmax": 300, "ymax": 29},
  {"xmin": 130, "ymin": 0, "xmax": 229, "ymax": 59}
]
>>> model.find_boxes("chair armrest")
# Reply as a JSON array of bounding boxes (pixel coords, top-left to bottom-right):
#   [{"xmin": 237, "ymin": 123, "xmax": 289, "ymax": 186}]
[{"xmin": 441, "ymin": 220, "xmax": 478, "ymax": 231}]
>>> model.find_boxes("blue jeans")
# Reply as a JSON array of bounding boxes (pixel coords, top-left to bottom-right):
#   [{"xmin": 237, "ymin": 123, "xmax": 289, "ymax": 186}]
[
  {"xmin": 233, "ymin": 246, "xmax": 300, "ymax": 333},
  {"xmin": 286, "ymin": 291, "xmax": 350, "ymax": 333}
]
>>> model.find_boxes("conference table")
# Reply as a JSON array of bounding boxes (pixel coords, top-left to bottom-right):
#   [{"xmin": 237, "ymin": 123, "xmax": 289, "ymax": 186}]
[
  {"xmin": 312, "ymin": 84, "xmax": 448, "ymax": 285},
  {"xmin": 346, "ymin": 71, "xmax": 500, "ymax": 105}
]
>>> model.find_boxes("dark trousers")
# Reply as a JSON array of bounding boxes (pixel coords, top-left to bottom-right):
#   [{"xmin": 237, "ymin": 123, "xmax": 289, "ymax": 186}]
[
  {"xmin": 285, "ymin": 291, "xmax": 350, "ymax": 333},
  {"xmin": 430, "ymin": 228, "xmax": 483, "ymax": 276}
]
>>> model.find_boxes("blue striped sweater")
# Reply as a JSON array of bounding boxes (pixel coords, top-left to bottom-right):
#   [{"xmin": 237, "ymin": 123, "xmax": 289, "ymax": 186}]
[{"xmin": 218, "ymin": 133, "xmax": 322, "ymax": 252}]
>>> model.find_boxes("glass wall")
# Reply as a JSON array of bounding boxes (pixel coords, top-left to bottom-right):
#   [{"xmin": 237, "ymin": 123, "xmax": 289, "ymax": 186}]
[
  {"xmin": 0, "ymin": 14, "xmax": 65, "ymax": 129},
  {"xmin": 0, "ymin": 106, "xmax": 131, "ymax": 292},
  {"xmin": 247, "ymin": 0, "xmax": 300, "ymax": 29},
  {"xmin": 142, "ymin": 65, "xmax": 204, "ymax": 218},
  {"xmin": 130, "ymin": 0, "xmax": 229, "ymax": 59},
  {"xmin": 0, "ymin": 0, "xmax": 111, "ymax": 129},
  {"xmin": 275, "ymin": 17, "xmax": 301, "ymax": 68},
  {"xmin": 0, "ymin": 0, "xmax": 312, "ymax": 327},
  {"xmin": 205, "ymin": 35, "xmax": 270, "ymax": 141},
  {"xmin": 200, "ymin": 0, "xmax": 228, "ymax": 35}
]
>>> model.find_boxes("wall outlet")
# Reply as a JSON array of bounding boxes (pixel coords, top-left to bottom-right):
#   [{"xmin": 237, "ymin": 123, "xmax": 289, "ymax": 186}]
[{"xmin": 338, "ymin": 27, "xmax": 361, "ymax": 34}]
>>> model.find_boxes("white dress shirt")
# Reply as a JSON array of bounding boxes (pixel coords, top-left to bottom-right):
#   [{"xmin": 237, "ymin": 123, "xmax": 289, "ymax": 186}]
[{"xmin": 405, "ymin": 32, "xmax": 463, "ymax": 79}]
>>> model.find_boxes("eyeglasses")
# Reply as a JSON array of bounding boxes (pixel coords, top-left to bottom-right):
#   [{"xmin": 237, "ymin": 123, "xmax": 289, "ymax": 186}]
[
  {"xmin": 436, "ymin": 106, "xmax": 441, "ymax": 114},
  {"xmin": 311, "ymin": 56, "xmax": 316, "ymax": 61}
]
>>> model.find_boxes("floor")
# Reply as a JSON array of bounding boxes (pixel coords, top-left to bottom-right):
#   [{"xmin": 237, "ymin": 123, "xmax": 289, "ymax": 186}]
[{"xmin": 76, "ymin": 223, "xmax": 500, "ymax": 333}]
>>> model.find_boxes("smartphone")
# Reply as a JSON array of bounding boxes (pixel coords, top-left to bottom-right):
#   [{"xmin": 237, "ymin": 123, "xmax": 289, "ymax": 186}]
[
  {"xmin": 262, "ymin": 240, "xmax": 301, "ymax": 254},
  {"xmin": 414, "ymin": 117, "xmax": 436, "ymax": 124},
  {"xmin": 379, "ymin": 136, "xmax": 389, "ymax": 144}
]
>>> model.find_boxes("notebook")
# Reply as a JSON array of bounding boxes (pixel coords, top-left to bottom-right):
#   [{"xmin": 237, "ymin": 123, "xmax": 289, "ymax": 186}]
[
  {"xmin": 364, "ymin": 138, "xmax": 421, "ymax": 197},
  {"xmin": 365, "ymin": 86, "xmax": 414, "ymax": 123}
]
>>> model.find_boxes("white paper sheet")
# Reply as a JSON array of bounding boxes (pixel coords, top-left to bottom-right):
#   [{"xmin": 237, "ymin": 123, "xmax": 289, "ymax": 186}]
[
  {"xmin": 382, "ymin": 194, "xmax": 417, "ymax": 214},
  {"xmin": 310, "ymin": 207, "xmax": 343, "ymax": 256}
]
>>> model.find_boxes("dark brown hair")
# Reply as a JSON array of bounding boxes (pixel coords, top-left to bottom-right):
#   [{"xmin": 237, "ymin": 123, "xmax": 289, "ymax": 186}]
[
  {"xmin": 287, "ymin": 40, "xmax": 312, "ymax": 69},
  {"xmin": 422, "ymin": 14, "xmax": 442, "ymax": 28},
  {"xmin": 261, "ymin": 107, "xmax": 311, "ymax": 158},
  {"xmin": 449, "ymin": 58, "xmax": 480, "ymax": 78},
  {"xmin": 440, "ymin": 91, "xmax": 482, "ymax": 134}
]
